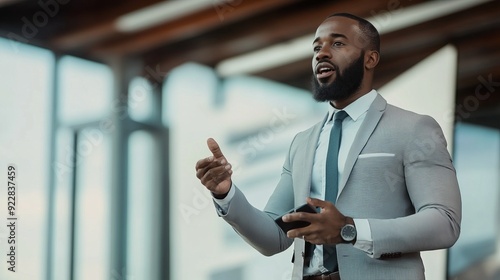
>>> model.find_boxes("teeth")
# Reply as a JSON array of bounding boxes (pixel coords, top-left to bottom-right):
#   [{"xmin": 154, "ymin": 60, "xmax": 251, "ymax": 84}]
[{"xmin": 319, "ymin": 67, "xmax": 332, "ymax": 73}]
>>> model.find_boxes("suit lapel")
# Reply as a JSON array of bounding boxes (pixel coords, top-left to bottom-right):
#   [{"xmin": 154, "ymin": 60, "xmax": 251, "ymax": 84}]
[
  {"xmin": 295, "ymin": 115, "xmax": 326, "ymax": 205},
  {"xmin": 339, "ymin": 94, "xmax": 387, "ymax": 192},
  {"xmin": 291, "ymin": 116, "xmax": 325, "ymax": 280}
]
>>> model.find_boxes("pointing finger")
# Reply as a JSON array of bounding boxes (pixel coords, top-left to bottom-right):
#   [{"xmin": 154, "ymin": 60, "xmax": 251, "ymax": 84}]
[{"xmin": 207, "ymin": 138, "xmax": 225, "ymax": 159}]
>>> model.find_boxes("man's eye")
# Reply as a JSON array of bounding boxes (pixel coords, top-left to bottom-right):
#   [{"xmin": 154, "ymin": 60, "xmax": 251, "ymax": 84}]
[
  {"xmin": 313, "ymin": 46, "xmax": 321, "ymax": 52},
  {"xmin": 333, "ymin": 42, "xmax": 344, "ymax": 47}
]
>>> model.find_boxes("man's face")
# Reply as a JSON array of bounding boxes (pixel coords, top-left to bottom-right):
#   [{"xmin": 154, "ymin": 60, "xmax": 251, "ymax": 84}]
[{"xmin": 311, "ymin": 17, "xmax": 366, "ymax": 102}]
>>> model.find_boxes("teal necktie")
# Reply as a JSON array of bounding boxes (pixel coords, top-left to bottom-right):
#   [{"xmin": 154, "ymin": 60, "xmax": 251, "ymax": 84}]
[{"xmin": 323, "ymin": 110, "xmax": 348, "ymax": 272}]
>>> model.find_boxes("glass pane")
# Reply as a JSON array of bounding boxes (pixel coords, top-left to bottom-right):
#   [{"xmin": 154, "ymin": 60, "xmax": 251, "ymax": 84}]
[
  {"xmin": 58, "ymin": 56, "xmax": 113, "ymax": 124},
  {"xmin": 128, "ymin": 77, "xmax": 155, "ymax": 121},
  {"xmin": 51, "ymin": 128, "xmax": 74, "ymax": 280},
  {"xmin": 448, "ymin": 122, "xmax": 500, "ymax": 277},
  {"xmin": 0, "ymin": 37, "xmax": 53, "ymax": 280},
  {"xmin": 127, "ymin": 131, "xmax": 161, "ymax": 280},
  {"xmin": 73, "ymin": 128, "xmax": 112, "ymax": 280}
]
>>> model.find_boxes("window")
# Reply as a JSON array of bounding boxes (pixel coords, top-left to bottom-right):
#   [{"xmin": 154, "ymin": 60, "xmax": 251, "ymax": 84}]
[
  {"xmin": 448, "ymin": 122, "xmax": 500, "ymax": 277},
  {"xmin": 127, "ymin": 130, "xmax": 162, "ymax": 280},
  {"xmin": 0, "ymin": 37, "xmax": 53, "ymax": 280},
  {"xmin": 73, "ymin": 129, "xmax": 112, "ymax": 280},
  {"xmin": 58, "ymin": 56, "xmax": 113, "ymax": 125}
]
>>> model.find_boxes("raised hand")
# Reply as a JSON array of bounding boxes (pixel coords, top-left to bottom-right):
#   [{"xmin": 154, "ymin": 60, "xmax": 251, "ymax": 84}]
[{"xmin": 195, "ymin": 138, "xmax": 233, "ymax": 197}]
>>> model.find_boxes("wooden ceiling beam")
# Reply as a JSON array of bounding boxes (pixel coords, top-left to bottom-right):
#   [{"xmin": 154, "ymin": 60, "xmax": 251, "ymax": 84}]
[
  {"xmin": 456, "ymin": 27, "xmax": 500, "ymax": 77},
  {"xmin": 254, "ymin": 1, "xmax": 500, "ymax": 91},
  {"xmin": 140, "ymin": 0, "xmax": 427, "ymax": 77},
  {"xmin": 234, "ymin": 1, "xmax": 500, "ymax": 93},
  {"xmin": 380, "ymin": 1, "xmax": 500, "ymax": 58},
  {"xmin": 89, "ymin": 0, "xmax": 305, "ymax": 57},
  {"xmin": 48, "ymin": 0, "xmax": 171, "ymax": 51}
]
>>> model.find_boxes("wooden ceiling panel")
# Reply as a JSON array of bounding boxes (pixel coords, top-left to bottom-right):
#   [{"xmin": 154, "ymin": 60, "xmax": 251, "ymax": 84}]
[
  {"xmin": 140, "ymin": 0, "xmax": 427, "ymax": 77},
  {"xmin": 88, "ymin": 0, "xmax": 305, "ymax": 57},
  {"xmin": 0, "ymin": 0, "xmax": 161, "ymax": 41}
]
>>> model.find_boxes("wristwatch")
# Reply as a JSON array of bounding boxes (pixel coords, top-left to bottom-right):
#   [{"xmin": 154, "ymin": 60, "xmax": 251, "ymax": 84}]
[{"xmin": 340, "ymin": 223, "xmax": 357, "ymax": 243}]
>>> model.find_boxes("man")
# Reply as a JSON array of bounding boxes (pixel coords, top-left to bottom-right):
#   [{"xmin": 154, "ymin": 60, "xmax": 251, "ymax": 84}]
[{"xmin": 195, "ymin": 13, "xmax": 461, "ymax": 280}]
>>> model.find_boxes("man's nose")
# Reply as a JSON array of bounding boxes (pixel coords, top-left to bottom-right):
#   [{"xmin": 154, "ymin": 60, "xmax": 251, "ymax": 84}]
[{"xmin": 316, "ymin": 46, "xmax": 331, "ymax": 61}]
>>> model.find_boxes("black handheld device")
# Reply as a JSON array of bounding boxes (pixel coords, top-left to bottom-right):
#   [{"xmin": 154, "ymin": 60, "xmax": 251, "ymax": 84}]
[{"xmin": 274, "ymin": 203, "xmax": 317, "ymax": 233}]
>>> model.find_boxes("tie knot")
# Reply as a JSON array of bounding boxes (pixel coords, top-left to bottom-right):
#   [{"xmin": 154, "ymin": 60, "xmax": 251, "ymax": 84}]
[{"xmin": 334, "ymin": 110, "xmax": 348, "ymax": 122}]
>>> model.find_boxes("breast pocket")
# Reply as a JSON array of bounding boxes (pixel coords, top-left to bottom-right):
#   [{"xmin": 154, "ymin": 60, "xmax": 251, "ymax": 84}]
[
  {"xmin": 350, "ymin": 152, "xmax": 405, "ymax": 197},
  {"xmin": 345, "ymin": 153, "xmax": 412, "ymax": 218}
]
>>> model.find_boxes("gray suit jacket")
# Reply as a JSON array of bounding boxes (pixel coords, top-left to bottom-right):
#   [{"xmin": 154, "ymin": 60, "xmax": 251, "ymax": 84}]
[{"xmin": 218, "ymin": 94, "xmax": 461, "ymax": 280}]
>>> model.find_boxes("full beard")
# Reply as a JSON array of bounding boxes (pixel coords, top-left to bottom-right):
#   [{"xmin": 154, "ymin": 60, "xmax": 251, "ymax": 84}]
[{"xmin": 311, "ymin": 51, "xmax": 365, "ymax": 103}]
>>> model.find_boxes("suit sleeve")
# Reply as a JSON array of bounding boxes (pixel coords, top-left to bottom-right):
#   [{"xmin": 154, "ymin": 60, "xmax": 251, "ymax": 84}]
[
  {"xmin": 368, "ymin": 115, "xmax": 461, "ymax": 258},
  {"xmin": 217, "ymin": 137, "xmax": 297, "ymax": 256}
]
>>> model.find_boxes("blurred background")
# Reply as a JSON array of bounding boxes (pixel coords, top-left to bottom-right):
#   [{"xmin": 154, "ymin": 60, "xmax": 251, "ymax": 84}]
[{"xmin": 0, "ymin": 0, "xmax": 499, "ymax": 279}]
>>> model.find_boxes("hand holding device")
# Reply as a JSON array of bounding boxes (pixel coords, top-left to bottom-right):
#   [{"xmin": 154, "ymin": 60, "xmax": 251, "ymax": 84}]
[{"xmin": 275, "ymin": 203, "xmax": 318, "ymax": 233}]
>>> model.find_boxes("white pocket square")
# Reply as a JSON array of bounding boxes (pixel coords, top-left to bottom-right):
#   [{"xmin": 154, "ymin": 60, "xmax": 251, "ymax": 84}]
[{"xmin": 358, "ymin": 153, "xmax": 396, "ymax": 159}]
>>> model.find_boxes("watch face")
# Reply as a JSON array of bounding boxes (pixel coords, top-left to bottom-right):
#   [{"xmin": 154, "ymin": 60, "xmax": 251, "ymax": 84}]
[{"xmin": 341, "ymin": 224, "xmax": 356, "ymax": 242}]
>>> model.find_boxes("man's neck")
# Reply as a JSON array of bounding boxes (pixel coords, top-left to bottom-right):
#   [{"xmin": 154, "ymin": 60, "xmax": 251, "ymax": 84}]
[{"xmin": 330, "ymin": 88, "xmax": 373, "ymax": 109}]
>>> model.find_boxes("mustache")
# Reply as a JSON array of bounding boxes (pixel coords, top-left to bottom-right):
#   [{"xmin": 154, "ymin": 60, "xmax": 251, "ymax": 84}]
[{"xmin": 316, "ymin": 59, "xmax": 339, "ymax": 72}]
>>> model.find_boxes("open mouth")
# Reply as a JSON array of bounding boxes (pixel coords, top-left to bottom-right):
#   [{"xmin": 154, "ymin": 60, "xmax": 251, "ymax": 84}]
[{"xmin": 316, "ymin": 63, "xmax": 335, "ymax": 80}]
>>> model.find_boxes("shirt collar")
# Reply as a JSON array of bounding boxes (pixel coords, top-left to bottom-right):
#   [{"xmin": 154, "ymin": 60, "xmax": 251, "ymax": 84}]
[{"xmin": 327, "ymin": 89, "xmax": 378, "ymax": 122}]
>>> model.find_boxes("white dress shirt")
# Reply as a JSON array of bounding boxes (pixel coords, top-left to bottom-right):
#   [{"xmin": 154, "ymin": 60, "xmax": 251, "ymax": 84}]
[
  {"xmin": 214, "ymin": 90, "xmax": 378, "ymax": 275},
  {"xmin": 304, "ymin": 89, "xmax": 377, "ymax": 275}
]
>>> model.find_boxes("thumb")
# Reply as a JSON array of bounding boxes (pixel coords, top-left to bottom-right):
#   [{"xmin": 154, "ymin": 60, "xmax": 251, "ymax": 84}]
[{"xmin": 207, "ymin": 138, "xmax": 226, "ymax": 159}]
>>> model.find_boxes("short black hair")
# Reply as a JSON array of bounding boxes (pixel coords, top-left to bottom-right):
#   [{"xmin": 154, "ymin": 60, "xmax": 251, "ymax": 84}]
[{"xmin": 327, "ymin": 13, "xmax": 380, "ymax": 53}]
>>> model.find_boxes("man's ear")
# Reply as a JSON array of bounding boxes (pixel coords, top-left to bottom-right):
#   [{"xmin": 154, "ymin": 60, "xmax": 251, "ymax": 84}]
[{"xmin": 365, "ymin": 50, "xmax": 380, "ymax": 70}]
